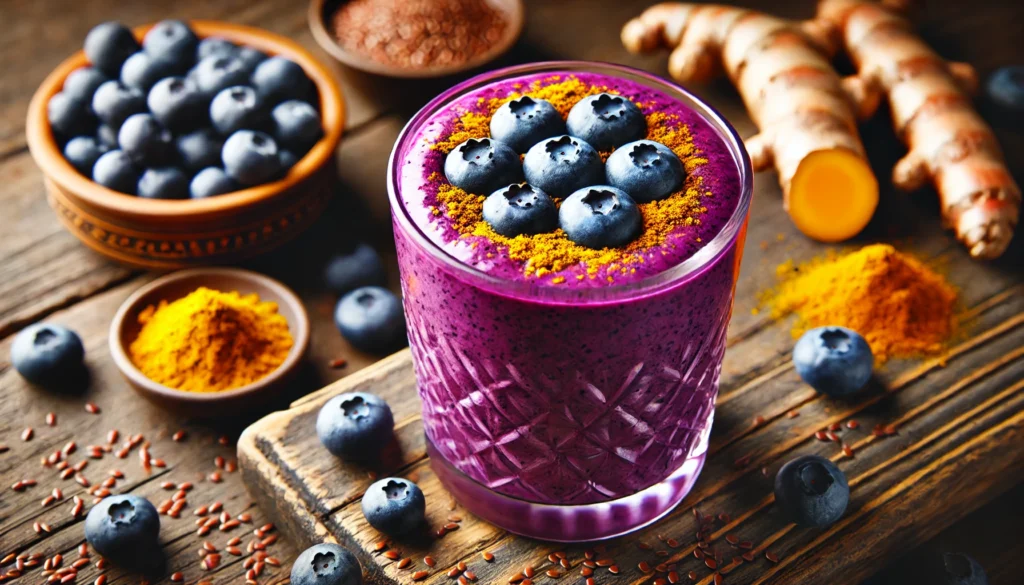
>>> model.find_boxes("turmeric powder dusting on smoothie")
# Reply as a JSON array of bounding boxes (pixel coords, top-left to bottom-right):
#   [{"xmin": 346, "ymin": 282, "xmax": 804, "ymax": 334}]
[{"xmin": 129, "ymin": 287, "xmax": 293, "ymax": 392}]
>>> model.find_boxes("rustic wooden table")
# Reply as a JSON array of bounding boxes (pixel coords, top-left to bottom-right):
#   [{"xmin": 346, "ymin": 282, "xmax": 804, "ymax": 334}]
[{"xmin": 1, "ymin": 1, "xmax": 1021, "ymax": 584}]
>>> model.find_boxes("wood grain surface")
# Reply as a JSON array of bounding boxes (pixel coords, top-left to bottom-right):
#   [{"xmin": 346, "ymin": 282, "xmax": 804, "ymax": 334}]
[{"xmin": 1, "ymin": 1, "xmax": 1022, "ymax": 585}]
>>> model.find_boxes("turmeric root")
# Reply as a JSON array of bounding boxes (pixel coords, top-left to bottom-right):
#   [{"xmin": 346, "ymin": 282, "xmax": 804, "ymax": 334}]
[
  {"xmin": 816, "ymin": 0, "xmax": 1021, "ymax": 259},
  {"xmin": 622, "ymin": 3, "xmax": 880, "ymax": 243}
]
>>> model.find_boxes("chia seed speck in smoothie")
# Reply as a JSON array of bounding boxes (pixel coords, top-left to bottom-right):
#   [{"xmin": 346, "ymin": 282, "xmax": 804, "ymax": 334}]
[{"xmin": 388, "ymin": 63, "xmax": 751, "ymax": 540}]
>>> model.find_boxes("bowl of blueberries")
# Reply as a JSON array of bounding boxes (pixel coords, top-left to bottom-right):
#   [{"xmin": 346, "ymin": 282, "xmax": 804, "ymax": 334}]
[{"xmin": 26, "ymin": 19, "xmax": 345, "ymax": 269}]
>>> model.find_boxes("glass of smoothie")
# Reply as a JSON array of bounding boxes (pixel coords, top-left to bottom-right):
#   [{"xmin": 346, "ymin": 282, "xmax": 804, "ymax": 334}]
[{"xmin": 388, "ymin": 62, "xmax": 752, "ymax": 541}]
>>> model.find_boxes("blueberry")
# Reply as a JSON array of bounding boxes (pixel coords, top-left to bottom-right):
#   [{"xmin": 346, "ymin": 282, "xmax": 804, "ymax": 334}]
[
  {"xmin": 64, "ymin": 136, "xmax": 106, "ymax": 176},
  {"xmin": 483, "ymin": 183, "xmax": 557, "ymax": 237},
  {"xmin": 190, "ymin": 167, "xmax": 237, "ymax": 199},
  {"xmin": 522, "ymin": 135, "xmax": 604, "ymax": 198},
  {"xmin": 271, "ymin": 100, "xmax": 323, "ymax": 154},
  {"xmin": 290, "ymin": 543, "xmax": 362, "ymax": 585},
  {"xmin": 63, "ymin": 67, "xmax": 109, "ymax": 105},
  {"xmin": 176, "ymin": 128, "xmax": 223, "ymax": 172},
  {"xmin": 235, "ymin": 47, "xmax": 269, "ymax": 74},
  {"xmin": 793, "ymin": 326, "xmax": 873, "ymax": 397},
  {"xmin": 48, "ymin": 92, "xmax": 96, "ymax": 138},
  {"xmin": 566, "ymin": 93, "xmax": 647, "ymax": 150},
  {"xmin": 942, "ymin": 553, "xmax": 989, "ymax": 585},
  {"xmin": 222, "ymin": 130, "xmax": 281, "ymax": 185},
  {"xmin": 148, "ymin": 76, "xmax": 207, "ymax": 133},
  {"xmin": 210, "ymin": 86, "xmax": 267, "ymax": 136},
  {"xmin": 191, "ymin": 55, "xmax": 250, "ymax": 99},
  {"xmin": 96, "ymin": 124, "xmax": 119, "ymax": 149},
  {"xmin": 605, "ymin": 140, "xmax": 684, "ymax": 202},
  {"xmin": 119, "ymin": 51, "xmax": 181, "ymax": 92},
  {"xmin": 559, "ymin": 186, "xmax": 642, "ymax": 249},
  {"xmin": 138, "ymin": 167, "xmax": 189, "ymax": 200},
  {"xmin": 84, "ymin": 494, "xmax": 160, "ymax": 563},
  {"xmin": 489, "ymin": 96, "xmax": 566, "ymax": 153},
  {"xmin": 986, "ymin": 65, "xmax": 1024, "ymax": 116},
  {"xmin": 91, "ymin": 80, "xmax": 146, "ymax": 129},
  {"xmin": 142, "ymin": 20, "xmax": 198, "ymax": 70},
  {"xmin": 324, "ymin": 243, "xmax": 386, "ymax": 294},
  {"xmin": 92, "ymin": 150, "xmax": 140, "ymax": 194},
  {"xmin": 118, "ymin": 113, "xmax": 174, "ymax": 166},
  {"xmin": 251, "ymin": 56, "xmax": 314, "ymax": 105},
  {"xmin": 361, "ymin": 478, "xmax": 425, "ymax": 536},
  {"xmin": 334, "ymin": 286, "xmax": 406, "ymax": 354},
  {"xmin": 84, "ymin": 22, "xmax": 140, "ymax": 77},
  {"xmin": 196, "ymin": 37, "xmax": 237, "ymax": 62},
  {"xmin": 774, "ymin": 455, "xmax": 849, "ymax": 527},
  {"xmin": 316, "ymin": 392, "xmax": 395, "ymax": 459},
  {"xmin": 444, "ymin": 138, "xmax": 522, "ymax": 195},
  {"xmin": 10, "ymin": 323, "xmax": 84, "ymax": 386}
]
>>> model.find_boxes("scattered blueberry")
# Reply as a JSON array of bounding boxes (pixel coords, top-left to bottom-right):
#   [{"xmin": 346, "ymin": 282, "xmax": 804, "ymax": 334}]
[
  {"xmin": 10, "ymin": 323, "xmax": 85, "ymax": 386},
  {"xmin": 118, "ymin": 113, "xmax": 174, "ymax": 166},
  {"xmin": 120, "ymin": 51, "xmax": 181, "ymax": 92},
  {"xmin": 489, "ymin": 96, "xmax": 566, "ymax": 153},
  {"xmin": 271, "ymin": 100, "xmax": 323, "ymax": 154},
  {"xmin": 142, "ymin": 20, "xmax": 198, "ymax": 70},
  {"xmin": 942, "ymin": 553, "xmax": 989, "ymax": 585},
  {"xmin": 251, "ymin": 56, "xmax": 314, "ymax": 105},
  {"xmin": 147, "ymin": 76, "xmax": 207, "ymax": 132},
  {"xmin": 210, "ymin": 86, "xmax": 267, "ymax": 136},
  {"xmin": 196, "ymin": 37, "xmax": 237, "ymax": 62},
  {"xmin": 483, "ymin": 183, "xmax": 557, "ymax": 237},
  {"xmin": 559, "ymin": 186, "xmax": 642, "ymax": 249},
  {"xmin": 290, "ymin": 543, "xmax": 362, "ymax": 585},
  {"xmin": 774, "ymin": 455, "xmax": 849, "ymax": 527},
  {"xmin": 566, "ymin": 93, "xmax": 646, "ymax": 151},
  {"xmin": 316, "ymin": 392, "xmax": 395, "ymax": 460},
  {"xmin": 361, "ymin": 478, "xmax": 425, "ymax": 536},
  {"xmin": 48, "ymin": 92, "xmax": 96, "ymax": 138},
  {"xmin": 334, "ymin": 286, "xmax": 406, "ymax": 354},
  {"xmin": 189, "ymin": 167, "xmax": 237, "ymax": 199},
  {"xmin": 138, "ymin": 167, "xmax": 189, "ymax": 199},
  {"xmin": 522, "ymin": 135, "xmax": 604, "ymax": 198},
  {"xmin": 986, "ymin": 65, "xmax": 1024, "ymax": 117},
  {"xmin": 235, "ymin": 46, "xmax": 269, "ymax": 74},
  {"xmin": 84, "ymin": 22, "xmax": 140, "ymax": 77},
  {"xmin": 91, "ymin": 80, "xmax": 147, "ymax": 129},
  {"xmin": 92, "ymin": 149, "xmax": 140, "ymax": 194},
  {"xmin": 175, "ymin": 128, "xmax": 223, "ymax": 172},
  {"xmin": 605, "ymin": 140, "xmax": 684, "ymax": 202},
  {"xmin": 444, "ymin": 138, "xmax": 523, "ymax": 195},
  {"xmin": 222, "ymin": 130, "xmax": 281, "ymax": 185},
  {"xmin": 64, "ymin": 136, "xmax": 107, "ymax": 175},
  {"xmin": 323, "ymin": 243, "xmax": 387, "ymax": 294},
  {"xmin": 63, "ymin": 67, "xmax": 109, "ymax": 105},
  {"xmin": 191, "ymin": 55, "xmax": 250, "ymax": 99},
  {"xmin": 96, "ymin": 124, "xmax": 119, "ymax": 149},
  {"xmin": 793, "ymin": 326, "xmax": 873, "ymax": 397},
  {"xmin": 84, "ymin": 494, "xmax": 160, "ymax": 562}
]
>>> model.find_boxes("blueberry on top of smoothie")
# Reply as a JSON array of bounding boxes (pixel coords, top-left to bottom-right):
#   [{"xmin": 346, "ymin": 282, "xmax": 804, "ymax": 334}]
[
  {"xmin": 522, "ymin": 135, "xmax": 604, "ymax": 198},
  {"xmin": 361, "ymin": 478, "xmax": 426, "ymax": 536},
  {"xmin": 773, "ymin": 455, "xmax": 849, "ymax": 527},
  {"xmin": 444, "ymin": 138, "xmax": 523, "ymax": 195},
  {"xmin": 290, "ymin": 543, "xmax": 362, "ymax": 585},
  {"xmin": 566, "ymin": 93, "xmax": 646, "ymax": 150},
  {"xmin": 559, "ymin": 186, "xmax": 641, "ymax": 249},
  {"xmin": 606, "ymin": 140, "xmax": 685, "ymax": 202},
  {"xmin": 489, "ymin": 96, "xmax": 566, "ymax": 153},
  {"xmin": 793, "ymin": 326, "xmax": 873, "ymax": 397},
  {"xmin": 483, "ymin": 183, "xmax": 558, "ymax": 237}
]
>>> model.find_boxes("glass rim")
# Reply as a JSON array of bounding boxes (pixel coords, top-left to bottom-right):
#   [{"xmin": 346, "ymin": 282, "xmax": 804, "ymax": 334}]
[{"xmin": 386, "ymin": 60, "xmax": 753, "ymax": 305}]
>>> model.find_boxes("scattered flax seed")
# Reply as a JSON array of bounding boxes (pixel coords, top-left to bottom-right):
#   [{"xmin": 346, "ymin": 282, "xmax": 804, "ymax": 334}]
[
  {"xmin": 714, "ymin": 574, "xmax": 723, "ymax": 585},
  {"xmin": 329, "ymin": 358, "xmax": 348, "ymax": 369},
  {"xmin": 215, "ymin": 456, "xmax": 225, "ymax": 469},
  {"xmin": 172, "ymin": 431, "xmax": 187, "ymax": 442},
  {"xmin": 704, "ymin": 558, "xmax": 717, "ymax": 570},
  {"xmin": 559, "ymin": 559, "xmax": 570, "ymax": 569},
  {"xmin": 447, "ymin": 568, "xmax": 461, "ymax": 578},
  {"xmin": 637, "ymin": 542, "xmax": 652, "ymax": 550},
  {"xmin": 482, "ymin": 552, "xmax": 494, "ymax": 562},
  {"xmin": 814, "ymin": 431, "xmax": 829, "ymax": 441},
  {"xmin": 225, "ymin": 460, "xmax": 237, "ymax": 473},
  {"xmin": 423, "ymin": 556, "xmax": 435, "ymax": 568},
  {"xmin": 885, "ymin": 423, "xmax": 899, "ymax": 435},
  {"xmin": 374, "ymin": 541, "xmax": 387, "ymax": 552},
  {"xmin": 161, "ymin": 481, "xmax": 176, "ymax": 490},
  {"xmin": 74, "ymin": 461, "xmax": 88, "ymax": 472},
  {"xmin": 46, "ymin": 413, "xmax": 57, "ymax": 426},
  {"xmin": 85, "ymin": 403, "xmax": 100, "ymax": 414},
  {"xmin": 170, "ymin": 573, "xmax": 183, "ymax": 582},
  {"xmin": 765, "ymin": 551, "xmax": 779, "ymax": 563},
  {"xmin": 464, "ymin": 571, "xmax": 477, "ymax": 581},
  {"xmin": 655, "ymin": 563, "xmax": 668, "ymax": 572},
  {"xmin": 829, "ymin": 422, "xmax": 842, "ymax": 432},
  {"xmin": 396, "ymin": 558, "xmax": 411, "ymax": 569},
  {"xmin": 545, "ymin": 569, "xmax": 560, "ymax": 578},
  {"xmin": 787, "ymin": 410, "xmax": 800, "ymax": 419},
  {"xmin": 847, "ymin": 419, "xmax": 860, "ymax": 430},
  {"xmin": 580, "ymin": 567, "xmax": 593, "ymax": 577},
  {"xmin": 585, "ymin": 580, "xmax": 594, "ymax": 585},
  {"xmin": 725, "ymin": 534, "xmax": 739, "ymax": 545},
  {"xmin": 94, "ymin": 577, "xmax": 106, "ymax": 585},
  {"xmin": 208, "ymin": 472, "xmax": 222, "ymax": 483},
  {"xmin": 523, "ymin": 567, "xmax": 535, "ymax": 578},
  {"xmin": 594, "ymin": 560, "xmax": 613, "ymax": 568},
  {"xmin": 95, "ymin": 559, "xmax": 107, "ymax": 570},
  {"xmin": 22, "ymin": 428, "xmax": 34, "ymax": 441},
  {"xmin": 459, "ymin": 578, "xmax": 469, "ymax": 585},
  {"xmin": 384, "ymin": 551, "xmax": 401, "ymax": 561},
  {"xmin": 412, "ymin": 571, "xmax": 429, "ymax": 581},
  {"xmin": 42, "ymin": 495, "xmax": 56, "ymax": 507},
  {"xmin": 871, "ymin": 424, "xmax": 887, "ymax": 437},
  {"xmin": 654, "ymin": 579, "xmax": 667, "ymax": 585},
  {"xmin": 842, "ymin": 444, "xmax": 855, "ymax": 458},
  {"xmin": 638, "ymin": 562, "xmax": 652, "ymax": 573},
  {"xmin": 444, "ymin": 522, "xmax": 460, "ymax": 531},
  {"xmin": 218, "ymin": 436, "xmax": 230, "ymax": 446},
  {"xmin": 752, "ymin": 415, "xmax": 766, "ymax": 427},
  {"xmin": 668, "ymin": 571, "xmax": 680, "ymax": 584},
  {"xmin": 826, "ymin": 431, "xmax": 841, "ymax": 442},
  {"xmin": 607, "ymin": 566, "xmax": 620, "ymax": 575},
  {"xmin": 666, "ymin": 538, "xmax": 680, "ymax": 548}
]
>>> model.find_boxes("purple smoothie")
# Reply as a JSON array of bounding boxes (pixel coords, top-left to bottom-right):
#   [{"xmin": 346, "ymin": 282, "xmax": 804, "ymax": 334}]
[{"xmin": 388, "ymin": 63, "xmax": 751, "ymax": 536}]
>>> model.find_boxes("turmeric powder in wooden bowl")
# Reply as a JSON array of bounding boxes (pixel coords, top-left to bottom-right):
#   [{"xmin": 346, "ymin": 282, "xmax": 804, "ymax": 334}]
[{"xmin": 26, "ymin": 21, "xmax": 345, "ymax": 270}]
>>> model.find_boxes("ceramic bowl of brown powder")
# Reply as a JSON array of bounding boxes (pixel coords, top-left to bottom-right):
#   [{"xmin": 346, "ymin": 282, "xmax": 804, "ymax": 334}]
[{"xmin": 309, "ymin": 0, "xmax": 524, "ymax": 78}]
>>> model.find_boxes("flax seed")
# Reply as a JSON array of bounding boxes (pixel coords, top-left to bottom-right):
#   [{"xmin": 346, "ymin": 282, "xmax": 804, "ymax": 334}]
[
  {"xmin": 464, "ymin": 571, "xmax": 476, "ymax": 581},
  {"xmin": 667, "ymin": 538, "xmax": 680, "ymax": 548},
  {"xmin": 107, "ymin": 430, "xmax": 119, "ymax": 444},
  {"xmin": 218, "ymin": 436, "xmax": 230, "ymax": 446},
  {"xmin": 704, "ymin": 558, "xmax": 717, "ymax": 570},
  {"xmin": 580, "ymin": 568, "xmax": 593, "ymax": 577},
  {"xmin": 46, "ymin": 413, "xmax": 57, "ymax": 426},
  {"xmin": 638, "ymin": 562, "xmax": 652, "ymax": 573},
  {"xmin": 459, "ymin": 578, "xmax": 469, "ymax": 585},
  {"xmin": 396, "ymin": 558, "xmax": 411, "ymax": 569},
  {"xmin": 765, "ymin": 551, "xmax": 779, "ymax": 563},
  {"xmin": 78, "ymin": 544, "xmax": 88, "ymax": 557},
  {"xmin": 787, "ymin": 410, "xmax": 800, "ymax": 418},
  {"xmin": 226, "ymin": 547, "xmax": 242, "ymax": 556},
  {"xmin": 447, "ymin": 568, "xmax": 461, "ymax": 578},
  {"xmin": 94, "ymin": 577, "xmax": 106, "ymax": 585},
  {"xmin": 85, "ymin": 404, "xmax": 100, "ymax": 414},
  {"xmin": 545, "ymin": 569, "xmax": 560, "ymax": 578},
  {"xmin": 668, "ymin": 571, "xmax": 680, "ymax": 584},
  {"xmin": 215, "ymin": 456, "xmax": 225, "ymax": 469},
  {"xmin": 173, "ymin": 490, "xmax": 187, "ymax": 502},
  {"xmin": 444, "ymin": 522, "xmax": 460, "ymax": 531},
  {"xmin": 220, "ymin": 519, "xmax": 240, "ymax": 531},
  {"xmin": 72, "ymin": 560, "xmax": 89, "ymax": 570},
  {"xmin": 197, "ymin": 525, "xmax": 211, "ymax": 536},
  {"xmin": 826, "ymin": 431, "xmax": 840, "ymax": 442},
  {"xmin": 61, "ymin": 573, "xmax": 77, "ymax": 583},
  {"xmin": 547, "ymin": 553, "xmax": 558, "ymax": 564},
  {"xmin": 384, "ymin": 551, "xmax": 400, "ymax": 561},
  {"xmin": 508, "ymin": 575, "xmax": 524, "ymax": 584},
  {"xmin": 654, "ymin": 579, "xmax": 667, "ymax": 585},
  {"xmin": 524, "ymin": 567, "xmax": 535, "ymax": 578},
  {"xmin": 583, "ymin": 561, "xmax": 596, "ymax": 569},
  {"xmin": 482, "ymin": 552, "xmax": 494, "ymax": 562},
  {"xmin": 208, "ymin": 472, "xmax": 222, "ymax": 483},
  {"xmin": 559, "ymin": 559, "xmax": 570, "ymax": 570},
  {"xmin": 244, "ymin": 558, "xmax": 256, "ymax": 570},
  {"xmin": 725, "ymin": 534, "xmax": 739, "ymax": 545},
  {"xmin": 22, "ymin": 428, "xmax": 34, "ymax": 441},
  {"xmin": 846, "ymin": 419, "xmax": 860, "ymax": 430},
  {"xmin": 714, "ymin": 574, "xmax": 723, "ymax": 585},
  {"xmin": 584, "ymin": 580, "xmax": 593, "ymax": 585},
  {"xmin": 172, "ymin": 431, "xmax": 186, "ymax": 442},
  {"xmin": 412, "ymin": 571, "xmax": 429, "ymax": 581},
  {"xmin": 95, "ymin": 559, "xmax": 107, "ymax": 570},
  {"xmin": 262, "ymin": 534, "xmax": 278, "ymax": 546},
  {"xmin": 457, "ymin": 561, "xmax": 467, "ymax": 572},
  {"xmin": 594, "ymin": 560, "xmax": 612, "ymax": 568},
  {"xmin": 607, "ymin": 566, "xmax": 619, "ymax": 575},
  {"xmin": 814, "ymin": 431, "xmax": 829, "ymax": 441}
]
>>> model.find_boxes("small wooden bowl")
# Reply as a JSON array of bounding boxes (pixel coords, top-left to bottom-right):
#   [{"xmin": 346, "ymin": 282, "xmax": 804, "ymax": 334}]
[
  {"xmin": 26, "ymin": 21, "xmax": 346, "ymax": 270},
  {"xmin": 308, "ymin": 0, "xmax": 524, "ymax": 79},
  {"xmin": 109, "ymin": 268, "xmax": 310, "ymax": 416}
]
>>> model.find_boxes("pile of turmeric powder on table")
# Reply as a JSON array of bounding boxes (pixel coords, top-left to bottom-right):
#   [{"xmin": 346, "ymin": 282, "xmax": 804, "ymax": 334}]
[{"xmin": 761, "ymin": 244, "xmax": 957, "ymax": 363}]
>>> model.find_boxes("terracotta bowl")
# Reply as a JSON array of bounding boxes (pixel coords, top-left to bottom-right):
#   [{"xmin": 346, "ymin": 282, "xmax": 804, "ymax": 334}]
[
  {"xmin": 308, "ymin": 0, "xmax": 524, "ymax": 78},
  {"xmin": 26, "ymin": 21, "xmax": 346, "ymax": 270},
  {"xmin": 109, "ymin": 268, "xmax": 310, "ymax": 416}
]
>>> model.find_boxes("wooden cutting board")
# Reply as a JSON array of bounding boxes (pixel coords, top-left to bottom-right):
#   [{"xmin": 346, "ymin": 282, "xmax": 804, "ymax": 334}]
[{"xmin": 238, "ymin": 200, "xmax": 1024, "ymax": 585}]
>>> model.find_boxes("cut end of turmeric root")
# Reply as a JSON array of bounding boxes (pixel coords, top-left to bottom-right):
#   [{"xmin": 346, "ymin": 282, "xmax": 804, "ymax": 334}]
[{"xmin": 787, "ymin": 149, "xmax": 879, "ymax": 242}]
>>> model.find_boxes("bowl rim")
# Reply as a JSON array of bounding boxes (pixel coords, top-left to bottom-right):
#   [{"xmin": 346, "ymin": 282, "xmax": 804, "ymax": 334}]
[
  {"xmin": 108, "ymin": 267, "xmax": 311, "ymax": 404},
  {"xmin": 26, "ymin": 20, "xmax": 346, "ymax": 221},
  {"xmin": 307, "ymin": 0, "xmax": 525, "ymax": 79}
]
